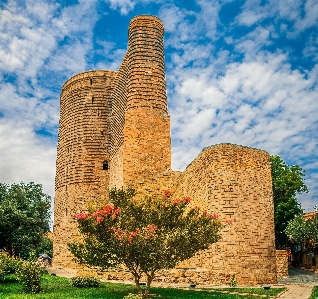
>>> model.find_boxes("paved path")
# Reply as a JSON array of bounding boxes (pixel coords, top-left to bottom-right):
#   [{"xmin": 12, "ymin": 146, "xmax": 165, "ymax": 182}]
[
  {"xmin": 47, "ymin": 267, "xmax": 76, "ymax": 278},
  {"xmin": 277, "ymin": 284, "xmax": 314, "ymax": 299}
]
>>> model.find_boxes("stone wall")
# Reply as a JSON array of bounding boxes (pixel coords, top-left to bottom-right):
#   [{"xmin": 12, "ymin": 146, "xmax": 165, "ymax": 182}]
[
  {"xmin": 276, "ymin": 250, "xmax": 288, "ymax": 279},
  {"xmin": 170, "ymin": 144, "xmax": 277, "ymax": 284},
  {"xmin": 109, "ymin": 53, "xmax": 128, "ymax": 189}
]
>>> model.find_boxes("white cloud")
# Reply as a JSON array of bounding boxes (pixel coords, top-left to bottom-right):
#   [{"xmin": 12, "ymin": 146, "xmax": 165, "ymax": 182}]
[
  {"xmin": 0, "ymin": 120, "xmax": 56, "ymax": 199},
  {"xmin": 104, "ymin": 0, "xmax": 165, "ymax": 15},
  {"xmin": 0, "ymin": 0, "xmax": 99, "ymax": 202}
]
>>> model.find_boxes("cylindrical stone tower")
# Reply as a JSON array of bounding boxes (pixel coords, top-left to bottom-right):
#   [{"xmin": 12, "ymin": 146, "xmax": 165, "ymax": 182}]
[
  {"xmin": 123, "ymin": 15, "xmax": 171, "ymax": 194},
  {"xmin": 53, "ymin": 70, "xmax": 116, "ymax": 268}
]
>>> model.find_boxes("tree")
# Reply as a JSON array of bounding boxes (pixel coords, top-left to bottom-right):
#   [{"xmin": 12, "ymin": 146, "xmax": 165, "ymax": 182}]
[
  {"xmin": 0, "ymin": 182, "xmax": 51, "ymax": 257},
  {"xmin": 285, "ymin": 214, "xmax": 318, "ymax": 251},
  {"xmin": 270, "ymin": 155, "xmax": 308, "ymax": 248},
  {"xmin": 68, "ymin": 188, "xmax": 223, "ymax": 296}
]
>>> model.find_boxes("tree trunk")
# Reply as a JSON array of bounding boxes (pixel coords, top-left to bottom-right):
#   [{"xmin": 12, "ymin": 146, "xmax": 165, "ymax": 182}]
[
  {"xmin": 133, "ymin": 273, "xmax": 143, "ymax": 295},
  {"xmin": 145, "ymin": 271, "xmax": 155, "ymax": 296}
]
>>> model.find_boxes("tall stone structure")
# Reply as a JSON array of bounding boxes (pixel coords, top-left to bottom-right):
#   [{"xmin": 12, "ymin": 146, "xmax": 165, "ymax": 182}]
[{"xmin": 54, "ymin": 15, "xmax": 277, "ymax": 284}]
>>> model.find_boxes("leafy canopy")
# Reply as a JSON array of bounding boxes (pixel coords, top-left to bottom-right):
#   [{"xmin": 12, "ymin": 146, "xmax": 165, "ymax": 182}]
[
  {"xmin": 270, "ymin": 155, "xmax": 308, "ymax": 248},
  {"xmin": 285, "ymin": 214, "xmax": 318, "ymax": 251},
  {"xmin": 68, "ymin": 188, "xmax": 223, "ymax": 296},
  {"xmin": 0, "ymin": 182, "xmax": 51, "ymax": 257}
]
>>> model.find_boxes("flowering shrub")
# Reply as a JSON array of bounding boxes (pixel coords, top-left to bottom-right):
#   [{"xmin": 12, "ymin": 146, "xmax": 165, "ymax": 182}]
[
  {"xmin": 0, "ymin": 254, "xmax": 21, "ymax": 279},
  {"xmin": 71, "ymin": 276, "xmax": 100, "ymax": 288},
  {"xmin": 16, "ymin": 260, "xmax": 45, "ymax": 293},
  {"xmin": 69, "ymin": 187, "xmax": 224, "ymax": 296}
]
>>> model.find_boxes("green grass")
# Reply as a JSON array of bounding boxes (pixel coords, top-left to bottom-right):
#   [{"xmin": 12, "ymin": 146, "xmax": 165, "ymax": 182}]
[
  {"xmin": 0, "ymin": 275, "xmax": 285, "ymax": 299},
  {"xmin": 309, "ymin": 286, "xmax": 318, "ymax": 299}
]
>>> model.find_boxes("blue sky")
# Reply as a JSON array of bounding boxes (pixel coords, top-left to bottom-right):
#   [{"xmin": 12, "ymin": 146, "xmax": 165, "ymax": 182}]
[{"xmin": 0, "ymin": 0, "xmax": 317, "ymax": 215}]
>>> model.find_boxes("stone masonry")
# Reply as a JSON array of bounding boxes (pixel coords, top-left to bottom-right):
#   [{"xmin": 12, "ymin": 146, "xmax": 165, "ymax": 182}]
[{"xmin": 53, "ymin": 15, "xmax": 277, "ymax": 285}]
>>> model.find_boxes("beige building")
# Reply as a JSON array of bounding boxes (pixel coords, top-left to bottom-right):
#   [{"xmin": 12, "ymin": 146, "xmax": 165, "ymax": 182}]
[{"xmin": 53, "ymin": 15, "xmax": 278, "ymax": 284}]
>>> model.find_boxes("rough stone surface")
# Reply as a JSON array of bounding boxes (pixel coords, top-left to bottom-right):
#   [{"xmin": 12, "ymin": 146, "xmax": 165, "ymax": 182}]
[
  {"xmin": 53, "ymin": 15, "xmax": 277, "ymax": 284},
  {"xmin": 276, "ymin": 250, "xmax": 289, "ymax": 279}
]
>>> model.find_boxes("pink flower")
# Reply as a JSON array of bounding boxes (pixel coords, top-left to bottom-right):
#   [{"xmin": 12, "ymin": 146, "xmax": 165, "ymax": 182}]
[
  {"xmin": 114, "ymin": 207, "xmax": 121, "ymax": 215},
  {"xmin": 96, "ymin": 216, "xmax": 104, "ymax": 224},
  {"xmin": 103, "ymin": 204, "xmax": 114, "ymax": 214},
  {"xmin": 163, "ymin": 189, "xmax": 171, "ymax": 199},
  {"xmin": 148, "ymin": 224, "xmax": 158, "ymax": 231},
  {"xmin": 226, "ymin": 219, "xmax": 233, "ymax": 223},
  {"xmin": 172, "ymin": 198, "xmax": 180, "ymax": 205},
  {"xmin": 93, "ymin": 209, "xmax": 102, "ymax": 217},
  {"xmin": 74, "ymin": 213, "xmax": 89, "ymax": 220},
  {"xmin": 182, "ymin": 197, "xmax": 191, "ymax": 204}
]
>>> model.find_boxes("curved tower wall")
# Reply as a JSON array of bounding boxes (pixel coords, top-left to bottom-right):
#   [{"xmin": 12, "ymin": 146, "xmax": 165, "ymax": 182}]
[
  {"xmin": 170, "ymin": 144, "xmax": 277, "ymax": 284},
  {"xmin": 53, "ymin": 70, "xmax": 116, "ymax": 267},
  {"xmin": 122, "ymin": 15, "xmax": 171, "ymax": 194}
]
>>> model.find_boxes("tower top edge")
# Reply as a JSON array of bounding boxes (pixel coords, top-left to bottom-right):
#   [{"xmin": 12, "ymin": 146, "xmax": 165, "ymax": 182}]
[
  {"xmin": 129, "ymin": 15, "xmax": 164, "ymax": 30},
  {"xmin": 62, "ymin": 70, "xmax": 117, "ymax": 90}
]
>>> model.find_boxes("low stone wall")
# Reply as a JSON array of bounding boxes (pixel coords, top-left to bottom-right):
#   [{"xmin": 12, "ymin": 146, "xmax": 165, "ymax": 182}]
[{"xmin": 276, "ymin": 250, "xmax": 288, "ymax": 278}]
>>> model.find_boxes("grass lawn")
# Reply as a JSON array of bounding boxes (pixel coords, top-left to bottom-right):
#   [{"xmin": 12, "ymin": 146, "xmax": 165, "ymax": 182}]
[
  {"xmin": 0, "ymin": 275, "xmax": 285, "ymax": 299},
  {"xmin": 309, "ymin": 286, "xmax": 318, "ymax": 299}
]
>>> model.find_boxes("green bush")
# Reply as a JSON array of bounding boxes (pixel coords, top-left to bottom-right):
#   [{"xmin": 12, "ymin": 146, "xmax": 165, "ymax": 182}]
[
  {"xmin": 0, "ymin": 266, "xmax": 4, "ymax": 281},
  {"xmin": 0, "ymin": 254, "xmax": 21, "ymax": 281},
  {"xmin": 71, "ymin": 276, "xmax": 100, "ymax": 288},
  {"xmin": 16, "ymin": 260, "xmax": 45, "ymax": 293}
]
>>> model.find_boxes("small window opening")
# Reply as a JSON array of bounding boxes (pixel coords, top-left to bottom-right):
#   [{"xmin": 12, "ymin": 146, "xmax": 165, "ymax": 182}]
[
  {"xmin": 65, "ymin": 185, "xmax": 67, "ymax": 191},
  {"xmin": 90, "ymin": 78, "xmax": 93, "ymax": 85},
  {"xmin": 98, "ymin": 111, "xmax": 100, "ymax": 116},
  {"xmin": 65, "ymin": 208, "xmax": 68, "ymax": 216},
  {"xmin": 103, "ymin": 161, "xmax": 108, "ymax": 170},
  {"xmin": 101, "ymin": 130, "xmax": 104, "ymax": 136},
  {"xmin": 92, "ymin": 96, "xmax": 94, "ymax": 104}
]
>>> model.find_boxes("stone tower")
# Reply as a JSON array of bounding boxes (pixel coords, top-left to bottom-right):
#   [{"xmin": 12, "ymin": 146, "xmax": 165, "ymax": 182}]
[
  {"xmin": 53, "ymin": 15, "xmax": 278, "ymax": 284},
  {"xmin": 53, "ymin": 16, "xmax": 171, "ymax": 268},
  {"xmin": 123, "ymin": 16, "xmax": 171, "ymax": 194},
  {"xmin": 53, "ymin": 70, "xmax": 116, "ymax": 267}
]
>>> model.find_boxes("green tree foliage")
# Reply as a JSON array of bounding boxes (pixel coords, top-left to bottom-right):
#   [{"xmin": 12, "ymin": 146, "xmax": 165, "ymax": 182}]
[
  {"xmin": 0, "ymin": 182, "xmax": 51, "ymax": 257},
  {"xmin": 270, "ymin": 155, "xmax": 308, "ymax": 248},
  {"xmin": 68, "ymin": 188, "xmax": 223, "ymax": 296},
  {"xmin": 285, "ymin": 214, "xmax": 318, "ymax": 251}
]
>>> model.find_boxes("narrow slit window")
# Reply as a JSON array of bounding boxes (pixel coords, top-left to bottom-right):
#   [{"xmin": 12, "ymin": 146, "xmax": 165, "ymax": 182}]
[
  {"xmin": 92, "ymin": 96, "xmax": 94, "ymax": 104},
  {"xmin": 103, "ymin": 161, "xmax": 108, "ymax": 170},
  {"xmin": 90, "ymin": 78, "xmax": 93, "ymax": 85}
]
